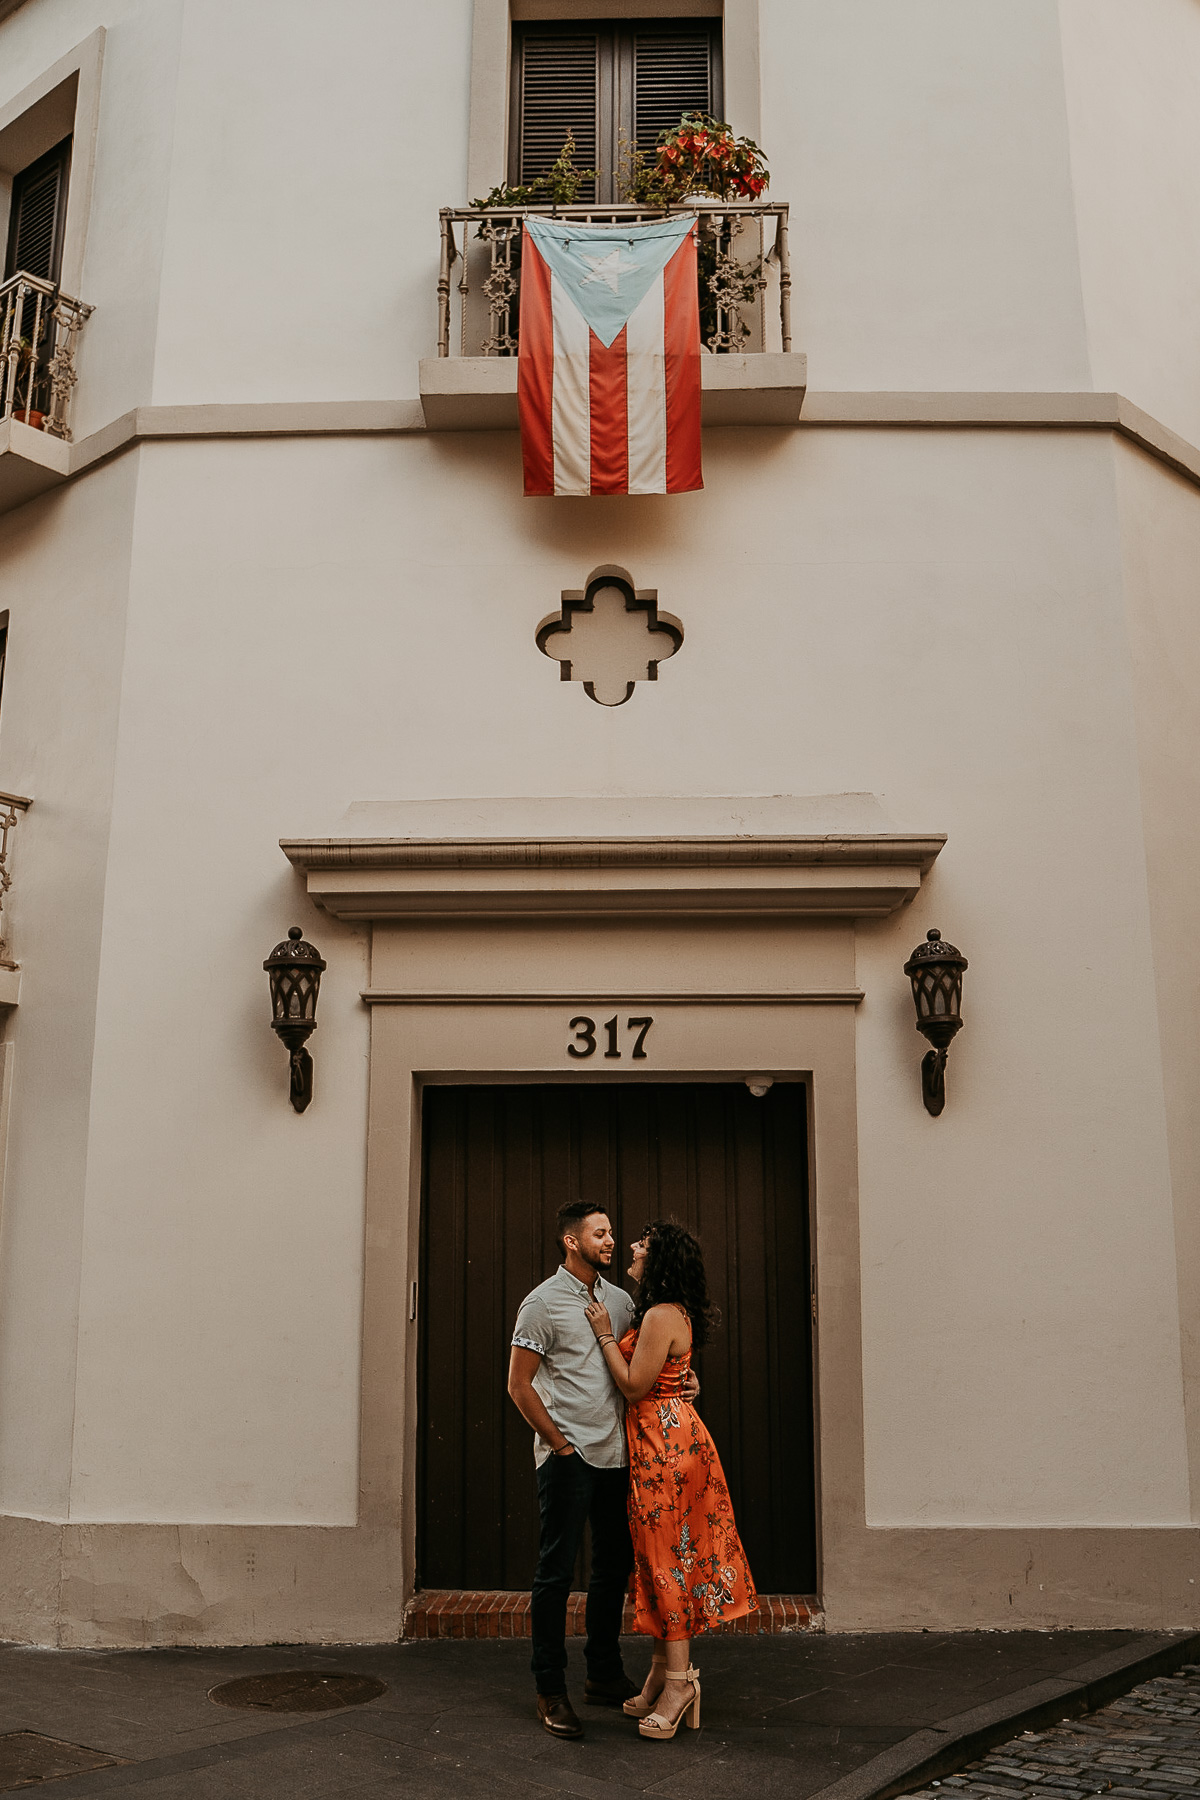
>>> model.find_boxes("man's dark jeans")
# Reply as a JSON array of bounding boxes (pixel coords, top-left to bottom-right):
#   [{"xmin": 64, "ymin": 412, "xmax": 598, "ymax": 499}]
[{"xmin": 531, "ymin": 1452, "xmax": 633, "ymax": 1695}]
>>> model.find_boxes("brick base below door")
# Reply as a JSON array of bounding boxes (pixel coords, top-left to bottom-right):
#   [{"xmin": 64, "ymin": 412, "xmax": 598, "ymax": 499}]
[{"xmin": 403, "ymin": 1591, "xmax": 823, "ymax": 1640}]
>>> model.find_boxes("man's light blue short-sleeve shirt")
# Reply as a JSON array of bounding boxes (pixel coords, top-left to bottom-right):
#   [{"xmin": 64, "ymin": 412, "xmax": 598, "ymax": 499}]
[{"xmin": 512, "ymin": 1265, "xmax": 635, "ymax": 1469}]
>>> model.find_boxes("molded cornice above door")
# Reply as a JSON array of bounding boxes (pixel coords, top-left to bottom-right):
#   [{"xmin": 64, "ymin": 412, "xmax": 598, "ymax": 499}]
[{"xmin": 281, "ymin": 794, "xmax": 945, "ymax": 922}]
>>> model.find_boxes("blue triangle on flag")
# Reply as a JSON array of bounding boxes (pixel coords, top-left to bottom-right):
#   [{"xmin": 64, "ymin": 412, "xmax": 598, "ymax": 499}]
[{"xmin": 523, "ymin": 216, "xmax": 695, "ymax": 349}]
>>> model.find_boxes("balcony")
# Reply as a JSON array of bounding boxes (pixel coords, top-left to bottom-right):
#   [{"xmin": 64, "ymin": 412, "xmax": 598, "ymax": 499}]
[
  {"xmin": 1, "ymin": 271, "xmax": 93, "ymax": 513},
  {"xmin": 0, "ymin": 790, "xmax": 31, "ymax": 1004},
  {"xmin": 420, "ymin": 202, "xmax": 806, "ymax": 431}
]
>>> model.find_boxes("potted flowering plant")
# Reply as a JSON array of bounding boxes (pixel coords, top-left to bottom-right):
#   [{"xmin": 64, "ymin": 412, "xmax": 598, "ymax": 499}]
[
  {"xmin": 6, "ymin": 329, "xmax": 48, "ymax": 429},
  {"xmin": 624, "ymin": 112, "xmax": 769, "ymax": 207}
]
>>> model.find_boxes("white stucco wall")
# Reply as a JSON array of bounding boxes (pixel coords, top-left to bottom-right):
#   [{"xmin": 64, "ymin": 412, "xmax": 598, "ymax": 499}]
[
  {"xmin": 0, "ymin": 0, "xmax": 186, "ymax": 440},
  {"xmin": 1114, "ymin": 438, "xmax": 1200, "ymax": 1515},
  {"xmin": 10, "ymin": 422, "xmax": 1178, "ymax": 1526},
  {"xmin": 761, "ymin": 0, "xmax": 1091, "ymax": 394},
  {"xmin": 0, "ymin": 0, "xmax": 1195, "ymax": 1574},
  {"xmin": 0, "ymin": 455, "xmax": 140, "ymax": 1518},
  {"xmin": 4, "ymin": 0, "xmax": 1113, "ymax": 417},
  {"xmin": 148, "ymin": 0, "xmax": 473, "ymax": 408},
  {"xmin": 1059, "ymin": 0, "xmax": 1200, "ymax": 448},
  {"xmin": 65, "ymin": 441, "xmax": 375, "ymax": 1523}
]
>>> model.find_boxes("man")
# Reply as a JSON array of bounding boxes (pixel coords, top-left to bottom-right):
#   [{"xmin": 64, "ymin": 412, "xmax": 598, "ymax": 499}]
[{"xmin": 507, "ymin": 1202, "xmax": 638, "ymax": 1740}]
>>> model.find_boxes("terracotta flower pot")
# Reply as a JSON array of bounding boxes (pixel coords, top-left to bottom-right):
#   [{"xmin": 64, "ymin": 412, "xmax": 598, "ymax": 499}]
[{"xmin": 12, "ymin": 409, "xmax": 45, "ymax": 430}]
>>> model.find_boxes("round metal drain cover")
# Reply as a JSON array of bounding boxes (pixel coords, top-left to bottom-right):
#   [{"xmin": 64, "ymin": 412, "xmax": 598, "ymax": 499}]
[{"xmin": 208, "ymin": 1670, "xmax": 386, "ymax": 1713}]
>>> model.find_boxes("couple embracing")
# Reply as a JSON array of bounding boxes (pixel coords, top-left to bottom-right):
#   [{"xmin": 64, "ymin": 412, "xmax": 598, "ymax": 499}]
[{"xmin": 507, "ymin": 1202, "xmax": 756, "ymax": 1742}]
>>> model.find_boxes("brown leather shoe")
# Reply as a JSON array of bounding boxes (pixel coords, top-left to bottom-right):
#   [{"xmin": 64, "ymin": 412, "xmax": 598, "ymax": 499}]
[
  {"xmin": 537, "ymin": 1693, "xmax": 583, "ymax": 1738},
  {"xmin": 584, "ymin": 1672, "xmax": 639, "ymax": 1706}
]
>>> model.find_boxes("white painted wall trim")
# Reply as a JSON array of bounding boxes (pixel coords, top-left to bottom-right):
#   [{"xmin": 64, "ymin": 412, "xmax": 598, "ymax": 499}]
[
  {"xmin": 0, "ymin": 29, "xmax": 105, "ymax": 299},
  {"xmin": 281, "ymin": 823, "xmax": 945, "ymax": 922},
  {"xmin": 466, "ymin": 0, "xmax": 510, "ymax": 202},
  {"xmin": 723, "ymin": 0, "xmax": 761, "ymax": 138},
  {"xmin": 43, "ymin": 392, "xmax": 1200, "ymax": 494},
  {"xmin": 360, "ymin": 988, "xmax": 865, "ymax": 1004}
]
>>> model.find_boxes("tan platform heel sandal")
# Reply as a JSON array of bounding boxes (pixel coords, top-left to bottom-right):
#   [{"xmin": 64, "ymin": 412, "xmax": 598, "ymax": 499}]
[
  {"xmin": 623, "ymin": 1654, "xmax": 667, "ymax": 1718},
  {"xmin": 638, "ymin": 1666, "xmax": 700, "ymax": 1739}
]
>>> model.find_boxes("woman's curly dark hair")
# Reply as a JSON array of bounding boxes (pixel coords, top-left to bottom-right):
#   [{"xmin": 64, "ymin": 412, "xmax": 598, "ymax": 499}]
[{"xmin": 631, "ymin": 1220, "xmax": 719, "ymax": 1349}]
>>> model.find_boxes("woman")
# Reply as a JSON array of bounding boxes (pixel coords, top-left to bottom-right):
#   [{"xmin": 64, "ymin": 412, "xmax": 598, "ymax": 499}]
[{"xmin": 584, "ymin": 1221, "xmax": 756, "ymax": 1740}]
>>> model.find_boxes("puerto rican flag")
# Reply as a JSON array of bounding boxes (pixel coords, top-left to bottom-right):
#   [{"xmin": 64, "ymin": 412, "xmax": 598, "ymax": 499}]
[{"xmin": 518, "ymin": 215, "xmax": 703, "ymax": 497}]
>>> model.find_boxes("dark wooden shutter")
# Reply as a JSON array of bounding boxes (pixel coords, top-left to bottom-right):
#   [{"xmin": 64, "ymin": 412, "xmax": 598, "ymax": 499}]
[
  {"xmin": 511, "ymin": 21, "xmax": 721, "ymax": 205},
  {"xmin": 512, "ymin": 31, "xmax": 600, "ymax": 197},
  {"xmin": 633, "ymin": 24, "xmax": 722, "ymax": 153},
  {"xmin": 4, "ymin": 137, "xmax": 71, "ymax": 283}
]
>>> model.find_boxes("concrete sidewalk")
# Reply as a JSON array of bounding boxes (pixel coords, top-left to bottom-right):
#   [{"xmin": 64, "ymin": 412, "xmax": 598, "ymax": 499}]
[{"xmin": 0, "ymin": 1630, "xmax": 1195, "ymax": 1800}]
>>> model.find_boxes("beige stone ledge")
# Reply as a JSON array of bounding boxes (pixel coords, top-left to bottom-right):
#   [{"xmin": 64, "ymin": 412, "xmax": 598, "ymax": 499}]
[
  {"xmin": 290, "ymin": 862, "xmax": 937, "ymax": 922},
  {"xmin": 359, "ymin": 987, "xmax": 865, "ymax": 1004},
  {"xmin": 802, "ymin": 390, "xmax": 1200, "ymax": 489},
  {"xmin": 0, "ymin": 1515, "xmax": 405, "ymax": 1648},
  {"xmin": 417, "ymin": 352, "xmax": 809, "ymax": 428},
  {"xmin": 4, "ymin": 1511, "xmax": 1200, "ymax": 1645},
  {"xmin": 4, "ymin": 388, "xmax": 1199, "ymax": 518},
  {"xmin": 283, "ymin": 806, "xmax": 945, "ymax": 922},
  {"xmin": 0, "ymin": 416, "xmax": 71, "ymax": 513},
  {"xmin": 282, "ymin": 793, "xmax": 942, "ymax": 920}
]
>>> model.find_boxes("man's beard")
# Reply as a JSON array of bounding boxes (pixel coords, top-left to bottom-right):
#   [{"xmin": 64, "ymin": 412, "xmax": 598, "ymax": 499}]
[{"xmin": 579, "ymin": 1244, "xmax": 611, "ymax": 1272}]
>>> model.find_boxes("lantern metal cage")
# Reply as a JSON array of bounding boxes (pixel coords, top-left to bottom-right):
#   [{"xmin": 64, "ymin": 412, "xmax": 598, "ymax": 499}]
[
  {"xmin": 264, "ymin": 926, "xmax": 326, "ymax": 1113},
  {"xmin": 902, "ymin": 927, "xmax": 968, "ymax": 1117}
]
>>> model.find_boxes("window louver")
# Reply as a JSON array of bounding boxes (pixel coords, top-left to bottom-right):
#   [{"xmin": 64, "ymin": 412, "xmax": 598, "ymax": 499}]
[
  {"xmin": 518, "ymin": 35, "xmax": 599, "ymax": 196},
  {"xmin": 510, "ymin": 21, "xmax": 720, "ymax": 205},
  {"xmin": 4, "ymin": 137, "xmax": 71, "ymax": 285},
  {"xmin": 634, "ymin": 32, "xmax": 715, "ymax": 153}
]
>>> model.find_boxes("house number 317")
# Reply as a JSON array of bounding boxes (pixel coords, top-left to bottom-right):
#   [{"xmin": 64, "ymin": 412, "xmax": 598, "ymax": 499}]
[{"xmin": 567, "ymin": 1016, "xmax": 654, "ymax": 1060}]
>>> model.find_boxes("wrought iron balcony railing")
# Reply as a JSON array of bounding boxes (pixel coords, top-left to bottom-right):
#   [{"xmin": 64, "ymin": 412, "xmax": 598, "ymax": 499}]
[
  {"xmin": 1, "ymin": 271, "xmax": 93, "ymax": 441},
  {"xmin": 437, "ymin": 201, "xmax": 791, "ymax": 361},
  {"xmin": 0, "ymin": 790, "xmax": 31, "ymax": 971}
]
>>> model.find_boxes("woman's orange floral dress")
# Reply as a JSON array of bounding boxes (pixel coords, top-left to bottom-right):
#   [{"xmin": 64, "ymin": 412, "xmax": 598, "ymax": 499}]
[{"xmin": 620, "ymin": 1322, "xmax": 756, "ymax": 1638}]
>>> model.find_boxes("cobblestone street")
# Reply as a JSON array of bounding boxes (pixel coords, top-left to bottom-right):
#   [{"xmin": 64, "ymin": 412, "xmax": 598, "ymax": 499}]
[{"xmin": 911, "ymin": 1666, "xmax": 1200, "ymax": 1800}]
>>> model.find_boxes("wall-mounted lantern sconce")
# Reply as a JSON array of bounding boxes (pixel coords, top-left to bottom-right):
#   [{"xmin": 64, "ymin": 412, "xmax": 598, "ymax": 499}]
[
  {"xmin": 264, "ymin": 926, "xmax": 326, "ymax": 1113},
  {"xmin": 903, "ymin": 928, "xmax": 968, "ymax": 1118}
]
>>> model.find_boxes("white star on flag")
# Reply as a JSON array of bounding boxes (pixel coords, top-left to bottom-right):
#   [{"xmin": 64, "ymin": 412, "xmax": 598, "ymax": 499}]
[{"xmin": 579, "ymin": 247, "xmax": 640, "ymax": 294}]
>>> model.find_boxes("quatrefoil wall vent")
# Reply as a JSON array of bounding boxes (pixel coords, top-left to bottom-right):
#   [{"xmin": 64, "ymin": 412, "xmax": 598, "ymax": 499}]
[{"xmin": 536, "ymin": 567, "xmax": 683, "ymax": 706}]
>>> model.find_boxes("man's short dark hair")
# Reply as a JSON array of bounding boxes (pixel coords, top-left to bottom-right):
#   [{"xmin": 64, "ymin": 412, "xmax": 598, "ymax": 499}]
[{"xmin": 556, "ymin": 1200, "xmax": 607, "ymax": 1262}]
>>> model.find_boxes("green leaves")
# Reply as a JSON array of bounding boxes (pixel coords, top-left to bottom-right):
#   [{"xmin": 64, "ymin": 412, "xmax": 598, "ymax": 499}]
[{"xmin": 471, "ymin": 129, "xmax": 598, "ymax": 210}]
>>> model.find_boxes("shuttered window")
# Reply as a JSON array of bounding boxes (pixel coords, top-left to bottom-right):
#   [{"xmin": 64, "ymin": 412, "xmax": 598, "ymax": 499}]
[
  {"xmin": 515, "ymin": 34, "xmax": 601, "ymax": 196},
  {"xmin": 511, "ymin": 19, "xmax": 722, "ymax": 205},
  {"xmin": 4, "ymin": 137, "xmax": 71, "ymax": 283},
  {"xmin": 632, "ymin": 27, "xmax": 719, "ymax": 154}
]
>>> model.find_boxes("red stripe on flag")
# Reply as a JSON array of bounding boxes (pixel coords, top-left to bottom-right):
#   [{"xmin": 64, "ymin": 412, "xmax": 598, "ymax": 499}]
[
  {"xmin": 588, "ymin": 324, "xmax": 629, "ymax": 495},
  {"xmin": 663, "ymin": 232, "xmax": 703, "ymax": 494},
  {"xmin": 518, "ymin": 235, "xmax": 555, "ymax": 497}
]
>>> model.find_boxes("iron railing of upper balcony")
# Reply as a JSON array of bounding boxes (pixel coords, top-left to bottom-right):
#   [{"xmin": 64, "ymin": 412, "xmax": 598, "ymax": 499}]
[
  {"xmin": 438, "ymin": 201, "xmax": 791, "ymax": 361},
  {"xmin": 0, "ymin": 790, "xmax": 31, "ymax": 969},
  {"xmin": 1, "ymin": 271, "xmax": 93, "ymax": 441}
]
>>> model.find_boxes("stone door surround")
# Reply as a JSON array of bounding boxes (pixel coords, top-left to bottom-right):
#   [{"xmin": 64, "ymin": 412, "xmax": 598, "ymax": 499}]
[{"xmin": 278, "ymin": 792, "xmax": 940, "ymax": 1634}]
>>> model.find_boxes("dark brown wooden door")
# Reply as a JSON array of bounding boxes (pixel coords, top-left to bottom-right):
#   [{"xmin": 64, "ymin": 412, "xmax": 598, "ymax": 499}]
[{"xmin": 417, "ymin": 1082, "xmax": 815, "ymax": 1595}]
